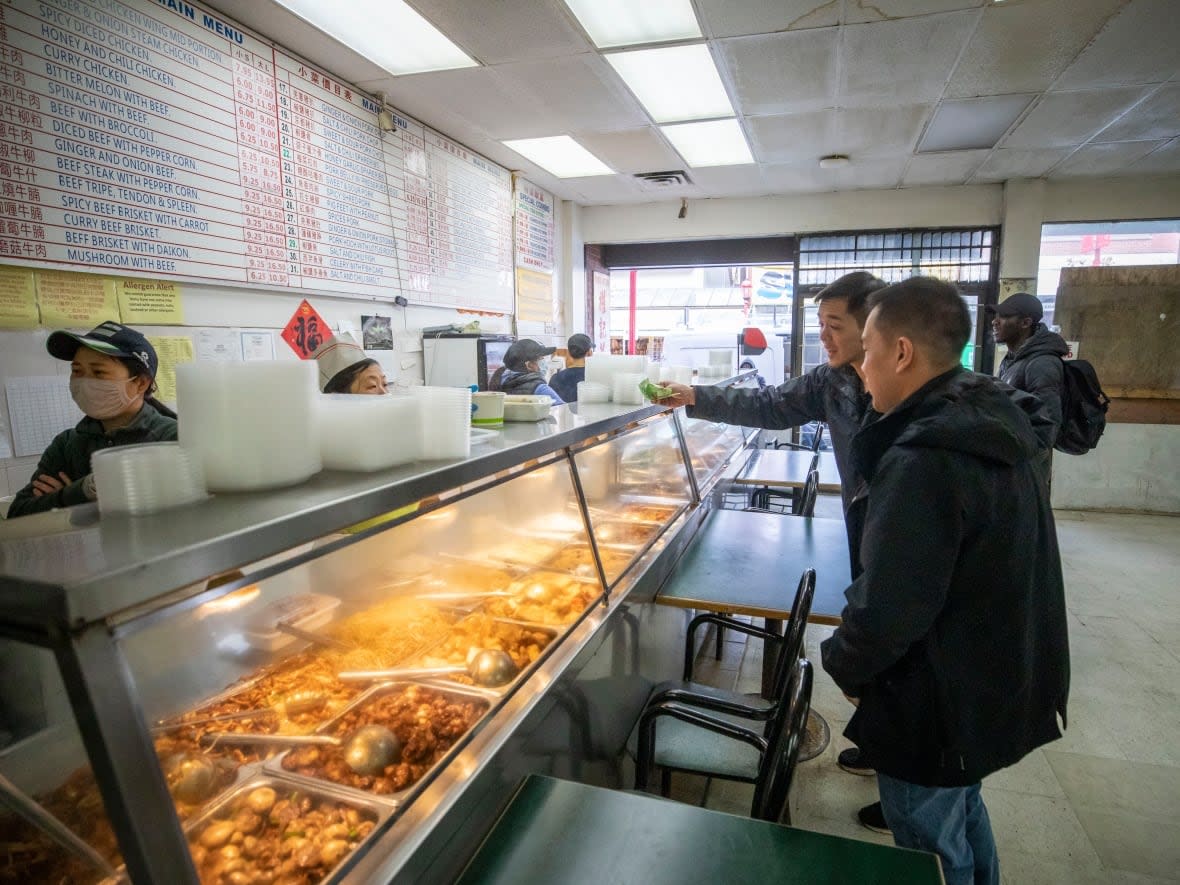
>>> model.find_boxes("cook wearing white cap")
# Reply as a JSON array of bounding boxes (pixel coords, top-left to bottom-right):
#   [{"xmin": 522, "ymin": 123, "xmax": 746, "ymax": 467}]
[{"xmin": 311, "ymin": 333, "xmax": 387, "ymax": 394}]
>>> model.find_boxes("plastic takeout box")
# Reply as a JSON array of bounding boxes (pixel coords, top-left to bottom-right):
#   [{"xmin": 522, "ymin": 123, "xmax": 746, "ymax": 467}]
[{"xmin": 502, "ymin": 395, "xmax": 552, "ymax": 422}]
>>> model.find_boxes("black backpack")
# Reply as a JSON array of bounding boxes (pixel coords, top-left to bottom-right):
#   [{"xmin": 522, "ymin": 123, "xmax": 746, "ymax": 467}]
[{"xmin": 1055, "ymin": 359, "xmax": 1110, "ymax": 455}]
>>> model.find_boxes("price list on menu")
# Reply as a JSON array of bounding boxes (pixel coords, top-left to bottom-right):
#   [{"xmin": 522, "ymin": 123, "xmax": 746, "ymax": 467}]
[{"xmin": 0, "ymin": 0, "xmax": 514, "ymax": 310}]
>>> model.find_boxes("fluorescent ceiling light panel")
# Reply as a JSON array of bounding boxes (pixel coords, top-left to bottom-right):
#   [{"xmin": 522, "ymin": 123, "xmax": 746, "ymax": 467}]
[
  {"xmin": 563, "ymin": 0, "xmax": 701, "ymax": 48},
  {"xmin": 273, "ymin": 0, "xmax": 476, "ymax": 75},
  {"xmin": 919, "ymin": 95, "xmax": 1034, "ymax": 152},
  {"xmin": 606, "ymin": 44, "xmax": 734, "ymax": 123},
  {"xmin": 661, "ymin": 119, "xmax": 754, "ymax": 167},
  {"xmin": 502, "ymin": 136, "xmax": 614, "ymax": 178}
]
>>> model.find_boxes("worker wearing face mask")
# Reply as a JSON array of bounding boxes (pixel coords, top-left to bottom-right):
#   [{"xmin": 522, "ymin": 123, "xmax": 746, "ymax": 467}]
[
  {"xmin": 7, "ymin": 322, "xmax": 178, "ymax": 518},
  {"xmin": 488, "ymin": 338, "xmax": 564, "ymax": 404}
]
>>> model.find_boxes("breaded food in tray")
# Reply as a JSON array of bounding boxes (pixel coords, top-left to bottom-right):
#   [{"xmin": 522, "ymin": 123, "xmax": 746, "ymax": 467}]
[
  {"xmin": 481, "ymin": 572, "xmax": 603, "ymax": 626},
  {"xmin": 276, "ymin": 683, "xmax": 488, "ymax": 802}
]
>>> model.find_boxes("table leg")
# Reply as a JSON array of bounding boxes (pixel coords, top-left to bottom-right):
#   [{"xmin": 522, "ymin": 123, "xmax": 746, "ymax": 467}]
[{"xmin": 761, "ymin": 617, "xmax": 782, "ymax": 700}]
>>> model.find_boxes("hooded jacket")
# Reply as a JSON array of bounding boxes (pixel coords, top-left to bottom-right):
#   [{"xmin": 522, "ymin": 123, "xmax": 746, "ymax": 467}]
[
  {"xmin": 688, "ymin": 364, "xmax": 875, "ymax": 573},
  {"xmin": 8, "ymin": 405, "xmax": 178, "ymax": 518},
  {"xmin": 998, "ymin": 323, "xmax": 1068, "ymax": 444},
  {"xmin": 820, "ymin": 368, "xmax": 1069, "ymax": 787}
]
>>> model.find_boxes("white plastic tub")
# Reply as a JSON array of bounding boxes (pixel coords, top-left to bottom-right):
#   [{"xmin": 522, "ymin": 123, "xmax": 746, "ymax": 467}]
[{"xmin": 503, "ymin": 395, "xmax": 552, "ymax": 421}]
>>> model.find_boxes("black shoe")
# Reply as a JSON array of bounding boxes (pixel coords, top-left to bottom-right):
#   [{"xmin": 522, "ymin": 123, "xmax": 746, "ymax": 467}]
[
  {"xmin": 857, "ymin": 801, "xmax": 891, "ymax": 835},
  {"xmin": 837, "ymin": 747, "xmax": 875, "ymax": 776}
]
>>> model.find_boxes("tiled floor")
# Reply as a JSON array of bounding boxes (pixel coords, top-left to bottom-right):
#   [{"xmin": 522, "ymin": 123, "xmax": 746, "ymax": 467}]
[{"xmin": 675, "ymin": 508, "xmax": 1180, "ymax": 884}]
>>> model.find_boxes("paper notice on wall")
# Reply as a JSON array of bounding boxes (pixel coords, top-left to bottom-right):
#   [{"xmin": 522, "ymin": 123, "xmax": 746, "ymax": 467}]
[
  {"xmin": 5, "ymin": 376, "xmax": 84, "ymax": 457},
  {"xmin": 116, "ymin": 279, "xmax": 184, "ymax": 325},
  {"xmin": 36, "ymin": 271, "xmax": 120, "ymax": 328},
  {"xmin": 515, "ymin": 267, "xmax": 556, "ymax": 326},
  {"xmin": 0, "ymin": 267, "xmax": 39, "ymax": 329},
  {"xmin": 146, "ymin": 336, "xmax": 194, "ymax": 403},
  {"xmin": 196, "ymin": 328, "xmax": 242, "ymax": 362},
  {"xmin": 241, "ymin": 331, "xmax": 275, "ymax": 361}
]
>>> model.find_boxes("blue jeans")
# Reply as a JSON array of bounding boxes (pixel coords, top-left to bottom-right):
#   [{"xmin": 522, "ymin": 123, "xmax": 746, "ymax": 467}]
[{"xmin": 877, "ymin": 773, "xmax": 1000, "ymax": 885}]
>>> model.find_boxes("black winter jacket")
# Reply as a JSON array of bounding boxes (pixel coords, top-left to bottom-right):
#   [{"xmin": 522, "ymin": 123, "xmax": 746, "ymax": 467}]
[
  {"xmin": 821, "ymin": 368, "xmax": 1069, "ymax": 787},
  {"xmin": 689, "ymin": 364, "xmax": 873, "ymax": 572},
  {"xmin": 998, "ymin": 324, "xmax": 1068, "ymax": 445}
]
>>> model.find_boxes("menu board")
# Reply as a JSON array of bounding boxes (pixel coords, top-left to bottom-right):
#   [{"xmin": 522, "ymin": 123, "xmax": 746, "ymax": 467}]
[
  {"xmin": 515, "ymin": 180, "xmax": 555, "ymax": 273},
  {"xmin": 0, "ymin": 0, "xmax": 514, "ymax": 312}
]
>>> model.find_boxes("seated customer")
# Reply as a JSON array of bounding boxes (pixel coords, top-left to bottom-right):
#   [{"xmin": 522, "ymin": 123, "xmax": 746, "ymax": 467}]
[
  {"xmin": 312, "ymin": 333, "xmax": 387, "ymax": 394},
  {"xmin": 489, "ymin": 339, "xmax": 563, "ymax": 404},
  {"xmin": 548, "ymin": 333, "xmax": 593, "ymax": 402},
  {"xmin": 8, "ymin": 322, "xmax": 177, "ymax": 518}
]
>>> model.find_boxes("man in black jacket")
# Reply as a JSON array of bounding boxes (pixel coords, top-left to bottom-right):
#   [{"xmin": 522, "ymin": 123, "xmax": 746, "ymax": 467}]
[
  {"xmin": 661, "ymin": 270, "xmax": 886, "ymax": 576},
  {"xmin": 992, "ymin": 292, "xmax": 1068, "ymax": 444},
  {"xmin": 822, "ymin": 278, "xmax": 1069, "ymax": 885}
]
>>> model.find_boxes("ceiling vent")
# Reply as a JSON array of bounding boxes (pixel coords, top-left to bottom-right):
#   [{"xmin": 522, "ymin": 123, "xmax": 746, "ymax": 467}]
[{"xmin": 633, "ymin": 169, "xmax": 693, "ymax": 190}]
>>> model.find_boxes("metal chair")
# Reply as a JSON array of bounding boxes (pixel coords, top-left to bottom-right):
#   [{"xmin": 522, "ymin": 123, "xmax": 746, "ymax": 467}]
[
  {"xmin": 747, "ymin": 454, "xmax": 820, "ymax": 517},
  {"xmin": 635, "ymin": 657, "xmax": 814, "ymax": 824},
  {"xmin": 634, "ymin": 570, "xmax": 814, "ymax": 812},
  {"xmin": 772, "ymin": 422, "xmax": 825, "ymax": 453}
]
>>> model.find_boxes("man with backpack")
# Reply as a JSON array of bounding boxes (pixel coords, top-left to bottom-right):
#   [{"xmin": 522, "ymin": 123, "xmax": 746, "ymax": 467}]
[{"xmin": 991, "ymin": 293, "xmax": 1069, "ymax": 446}]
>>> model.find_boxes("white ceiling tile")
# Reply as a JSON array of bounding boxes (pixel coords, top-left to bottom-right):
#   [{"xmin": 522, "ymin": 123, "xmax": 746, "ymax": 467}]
[
  {"xmin": 831, "ymin": 158, "xmax": 908, "ymax": 190},
  {"xmin": 944, "ymin": 0, "xmax": 1128, "ymax": 98},
  {"xmin": 1051, "ymin": 141, "xmax": 1170, "ymax": 178},
  {"xmin": 973, "ymin": 148, "xmax": 1073, "ymax": 181},
  {"xmin": 569, "ymin": 175, "xmax": 654, "ymax": 205},
  {"xmin": 1095, "ymin": 84, "xmax": 1180, "ymax": 143},
  {"xmin": 403, "ymin": 0, "xmax": 593, "ymax": 64},
  {"xmin": 695, "ymin": 0, "xmax": 840, "ymax": 38},
  {"xmin": 574, "ymin": 129, "xmax": 684, "ymax": 174},
  {"xmin": 747, "ymin": 112, "xmax": 838, "ymax": 163},
  {"xmin": 902, "ymin": 150, "xmax": 991, "ymax": 187},
  {"xmin": 717, "ymin": 31, "xmax": 839, "ymax": 116},
  {"xmin": 378, "ymin": 69, "xmax": 549, "ymax": 140},
  {"xmin": 1003, "ymin": 88, "xmax": 1150, "ymax": 149},
  {"xmin": 844, "ymin": 0, "xmax": 983, "ymax": 24},
  {"xmin": 761, "ymin": 162, "xmax": 836, "ymax": 194},
  {"xmin": 1055, "ymin": 0, "xmax": 1180, "ymax": 89},
  {"xmin": 690, "ymin": 165, "xmax": 770, "ymax": 198},
  {"xmin": 835, "ymin": 106, "xmax": 932, "ymax": 158},
  {"xmin": 496, "ymin": 55, "xmax": 650, "ymax": 132},
  {"xmin": 1128, "ymin": 138, "xmax": 1180, "ymax": 175},
  {"xmin": 840, "ymin": 12, "xmax": 980, "ymax": 108}
]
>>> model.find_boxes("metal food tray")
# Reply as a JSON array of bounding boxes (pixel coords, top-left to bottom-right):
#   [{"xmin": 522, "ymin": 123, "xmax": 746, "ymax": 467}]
[
  {"xmin": 264, "ymin": 681, "xmax": 492, "ymax": 808},
  {"xmin": 182, "ymin": 773, "xmax": 392, "ymax": 885},
  {"xmin": 402, "ymin": 616, "xmax": 561, "ymax": 696}
]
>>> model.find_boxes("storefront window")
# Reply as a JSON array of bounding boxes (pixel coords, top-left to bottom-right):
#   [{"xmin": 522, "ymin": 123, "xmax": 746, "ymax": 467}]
[{"xmin": 1038, "ymin": 220, "xmax": 1180, "ymax": 328}]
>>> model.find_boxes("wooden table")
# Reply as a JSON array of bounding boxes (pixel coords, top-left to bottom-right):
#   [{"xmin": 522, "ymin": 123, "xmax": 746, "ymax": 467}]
[
  {"xmin": 734, "ymin": 449, "xmax": 842, "ymax": 493},
  {"xmin": 456, "ymin": 775, "xmax": 945, "ymax": 885}
]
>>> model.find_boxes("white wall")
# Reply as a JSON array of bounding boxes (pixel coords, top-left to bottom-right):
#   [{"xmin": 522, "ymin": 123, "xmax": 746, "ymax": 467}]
[
  {"xmin": 1052, "ymin": 425, "xmax": 1180, "ymax": 514},
  {"xmin": 579, "ymin": 184, "xmax": 1003, "ymax": 244}
]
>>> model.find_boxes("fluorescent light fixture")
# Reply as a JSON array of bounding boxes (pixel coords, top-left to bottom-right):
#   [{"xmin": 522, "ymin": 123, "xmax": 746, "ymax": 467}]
[
  {"xmin": 502, "ymin": 136, "xmax": 614, "ymax": 178},
  {"xmin": 661, "ymin": 119, "xmax": 753, "ymax": 167},
  {"xmin": 919, "ymin": 95, "xmax": 1033, "ymax": 152},
  {"xmin": 274, "ymin": 0, "xmax": 476, "ymax": 76},
  {"xmin": 563, "ymin": 0, "xmax": 701, "ymax": 48},
  {"xmin": 606, "ymin": 44, "xmax": 734, "ymax": 123}
]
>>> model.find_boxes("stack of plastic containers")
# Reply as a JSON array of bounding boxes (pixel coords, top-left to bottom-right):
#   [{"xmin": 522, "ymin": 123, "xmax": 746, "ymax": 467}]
[
  {"xmin": 177, "ymin": 361, "xmax": 322, "ymax": 492},
  {"xmin": 92, "ymin": 442, "xmax": 206, "ymax": 515},
  {"xmin": 584, "ymin": 354, "xmax": 648, "ymax": 401},
  {"xmin": 410, "ymin": 386, "xmax": 472, "ymax": 460},
  {"xmin": 318, "ymin": 393, "xmax": 420, "ymax": 470},
  {"xmin": 576, "ymin": 381, "xmax": 610, "ymax": 403},
  {"xmin": 612, "ymin": 373, "xmax": 646, "ymax": 405}
]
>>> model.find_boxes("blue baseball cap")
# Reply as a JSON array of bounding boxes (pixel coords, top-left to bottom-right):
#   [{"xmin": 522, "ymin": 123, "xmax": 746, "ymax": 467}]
[{"xmin": 47, "ymin": 321, "xmax": 158, "ymax": 378}]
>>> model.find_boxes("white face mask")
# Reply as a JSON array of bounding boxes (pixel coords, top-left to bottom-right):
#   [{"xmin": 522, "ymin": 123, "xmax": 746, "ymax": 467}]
[
  {"xmin": 536, "ymin": 358, "xmax": 551, "ymax": 377},
  {"xmin": 70, "ymin": 377, "xmax": 141, "ymax": 420}
]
